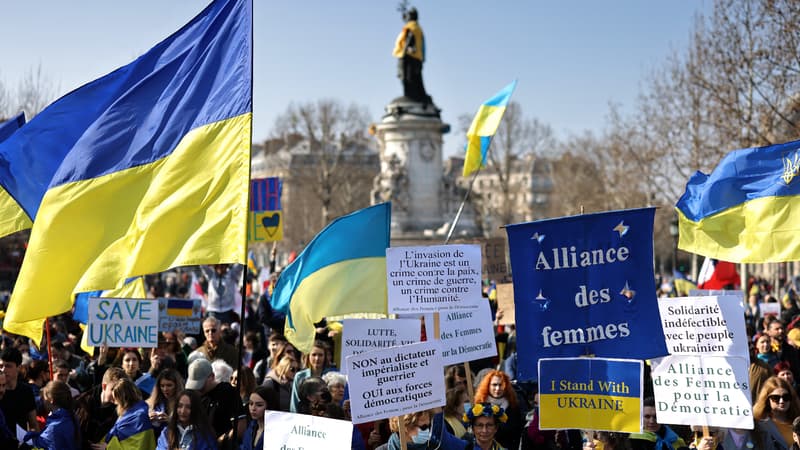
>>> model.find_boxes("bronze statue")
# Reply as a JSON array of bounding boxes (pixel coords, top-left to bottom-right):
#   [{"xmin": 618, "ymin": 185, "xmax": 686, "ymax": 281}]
[{"xmin": 393, "ymin": 7, "xmax": 431, "ymax": 104}]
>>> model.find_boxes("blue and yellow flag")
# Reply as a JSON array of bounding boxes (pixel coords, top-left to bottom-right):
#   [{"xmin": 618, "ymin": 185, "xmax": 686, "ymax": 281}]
[
  {"xmin": 0, "ymin": 113, "xmax": 32, "ymax": 236},
  {"xmin": 462, "ymin": 81, "xmax": 517, "ymax": 177},
  {"xmin": 676, "ymin": 139, "xmax": 800, "ymax": 263},
  {"xmin": 272, "ymin": 203, "xmax": 391, "ymax": 353},
  {"xmin": 2, "ymin": 0, "xmax": 252, "ymax": 343}
]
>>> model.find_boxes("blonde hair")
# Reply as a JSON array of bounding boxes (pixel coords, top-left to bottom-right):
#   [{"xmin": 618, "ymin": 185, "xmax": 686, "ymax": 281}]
[{"xmin": 112, "ymin": 378, "xmax": 142, "ymax": 416}]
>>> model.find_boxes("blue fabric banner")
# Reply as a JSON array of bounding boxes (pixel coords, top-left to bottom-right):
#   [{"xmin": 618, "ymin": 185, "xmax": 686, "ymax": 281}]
[{"xmin": 505, "ymin": 208, "xmax": 667, "ymax": 380}]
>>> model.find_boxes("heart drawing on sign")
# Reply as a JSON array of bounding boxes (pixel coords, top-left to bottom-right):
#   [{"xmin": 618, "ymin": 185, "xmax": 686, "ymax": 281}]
[{"xmin": 261, "ymin": 213, "xmax": 280, "ymax": 237}]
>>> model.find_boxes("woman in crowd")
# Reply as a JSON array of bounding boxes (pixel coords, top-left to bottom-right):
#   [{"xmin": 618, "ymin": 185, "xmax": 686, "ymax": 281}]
[
  {"xmin": 116, "ymin": 348, "xmax": 146, "ymax": 384},
  {"xmin": 464, "ymin": 403, "xmax": 508, "ymax": 450},
  {"xmin": 323, "ymin": 371, "xmax": 347, "ymax": 406},
  {"xmin": 444, "ymin": 386, "xmax": 470, "ymax": 439},
  {"xmin": 263, "ymin": 354, "xmax": 299, "ymax": 412},
  {"xmin": 241, "ymin": 331, "xmax": 266, "ymax": 370},
  {"xmin": 792, "ymin": 417, "xmax": 800, "ymax": 450},
  {"xmin": 232, "ymin": 366, "xmax": 257, "ymax": 410},
  {"xmin": 146, "ymin": 369, "xmax": 184, "ymax": 437},
  {"xmin": 296, "ymin": 376, "xmax": 332, "ymax": 416},
  {"xmin": 377, "ymin": 409, "xmax": 467, "ymax": 450},
  {"xmin": 777, "ymin": 362, "xmax": 798, "ymax": 390},
  {"xmin": 156, "ymin": 390, "xmax": 216, "ymax": 450},
  {"xmin": 754, "ymin": 376, "xmax": 800, "ymax": 449},
  {"xmin": 290, "ymin": 340, "xmax": 332, "ymax": 412},
  {"xmin": 93, "ymin": 378, "xmax": 155, "ymax": 450},
  {"xmin": 758, "ymin": 335, "xmax": 781, "ymax": 368},
  {"xmin": 474, "ymin": 370, "xmax": 522, "ymax": 450},
  {"xmin": 241, "ymin": 385, "xmax": 280, "ymax": 450},
  {"xmin": 21, "ymin": 380, "xmax": 81, "ymax": 450}
]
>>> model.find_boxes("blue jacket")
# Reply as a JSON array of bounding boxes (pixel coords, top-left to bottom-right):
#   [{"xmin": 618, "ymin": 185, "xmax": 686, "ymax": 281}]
[
  {"xmin": 156, "ymin": 425, "xmax": 217, "ymax": 450},
  {"xmin": 28, "ymin": 408, "xmax": 80, "ymax": 450},
  {"xmin": 239, "ymin": 419, "xmax": 262, "ymax": 450}
]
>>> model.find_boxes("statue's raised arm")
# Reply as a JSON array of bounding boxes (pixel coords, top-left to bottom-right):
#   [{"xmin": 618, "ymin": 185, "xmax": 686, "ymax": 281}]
[{"xmin": 393, "ymin": 7, "xmax": 431, "ymax": 104}]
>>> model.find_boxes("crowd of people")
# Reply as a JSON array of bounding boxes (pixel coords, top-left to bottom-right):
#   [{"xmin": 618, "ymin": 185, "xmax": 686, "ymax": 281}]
[{"xmin": 0, "ymin": 260, "xmax": 799, "ymax": 450}]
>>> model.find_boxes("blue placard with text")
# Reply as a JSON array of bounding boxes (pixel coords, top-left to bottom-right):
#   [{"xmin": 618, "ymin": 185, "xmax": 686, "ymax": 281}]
[{"xmin": 505, "ymin": 208, "xmax": 667, "ymax": 380}]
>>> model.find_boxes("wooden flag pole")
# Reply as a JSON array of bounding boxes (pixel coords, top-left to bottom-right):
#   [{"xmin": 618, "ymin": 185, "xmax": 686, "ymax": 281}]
[{"xmin": 45, "ymin": 317, "xmax": 54, "ymax": 380}]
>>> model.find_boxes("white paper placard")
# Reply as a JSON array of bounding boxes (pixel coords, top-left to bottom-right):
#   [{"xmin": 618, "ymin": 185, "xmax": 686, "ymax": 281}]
[
  {"xmin": 87, "ymin": 298, "xmax": 159, "ymax": 348},
  {"xmin": 658, "ymin": 296, "xmax": 747, "ymax": 357},
  {"xmin": 340, "ymin": 318, "xmax": 421, "ymax": 373},
  {"xmin": 346, "ymin": 340, "xmax": 445, "ymax": 424},
  {"xmin": 650, "ymin": 355, "xmax": 753, "ymax": 429},
  {"xmin": 264, "ymin": 410, "xmax": 353, "ymax": 450},
  {"xmin": 438, "ymin": 300, "xmax": 497, "ymax": 365},
  {"xmin": 387, "ymin": 244, "xmax": 483, "ymax": 313}
]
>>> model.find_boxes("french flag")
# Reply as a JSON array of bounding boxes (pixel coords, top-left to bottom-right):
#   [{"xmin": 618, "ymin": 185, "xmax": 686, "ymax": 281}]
[{"xmin": 697, "ymin": 258, "xmax": 740, "ymax": 290}]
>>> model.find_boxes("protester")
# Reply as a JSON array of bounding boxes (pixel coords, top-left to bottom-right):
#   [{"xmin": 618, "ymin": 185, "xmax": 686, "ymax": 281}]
[
  {"xmin": 290, "ymin": 339, "xmax": 332, "ymax": 412},
  {"xmin": 323, "ymin": 371, "xmax": 347, "ymax": 405},
  {"xmin": 241, "ymin": 385, "xmax": 280, "ymax": 450},
  {"xmin": 262, "ymin": 354, "xmax": 298, "ymax": 412},
  {"xmin": 629, "ymin": 397, "xmax": 687, "ymax": 450},
  {"xmin": 792, "ymin": 417, "xmax": 800, "ymax": 450},
  {"xmin": 198, "ymin": 317, "xmax": 239, "ymax": 368},
  {"xmin": 474, "ymin": 370, "xmax": 522, "ymax": 450},
  {"xmin": 296, "ymin": 376, "xmax": 331, "ymax": 416},
  {"xmin": 0, "ymin": 347, "xmax": 38, "ymax": 432},
  {"xmin": 377, "ymin": 409, "xmax": 467, "ymax": 450},
  {"xmin": 20, "ymin": 380, "xmax": 80, "ymax": 450},
  {"xmin": 156, "ymin": 390, "xmax": 216, "ymax": 450},
  {"xmin": 201, "ymin": 263, "xmax": 244, "ymax": 326},
  {"xmin": 753, "ymin": 376, "xmax": 800, "ymax": 448},
  {"xmin": 444, "ymin": 386, "xmax": 470, "ymax": 439},
  {"xmin": 0, "ymin": 373, "xmax": 17, "ymax": 447},
  {"xmin": 759, "ymin": 334, "xmax": 782, "ymax": 368},
  {"xmin": 464, "ymin": 403, "xmax": 506, "ymax": 450},
  {"xmin": 146, "ymin": 369, "xmax": 184, "ymax": 437},
  {"xmin": 231, "ymin": 366, "xmax": 257, "ymax": 410},
  {"xmin": 185, "ymin": 358, "xmax": 245, "ymax": 447},
  {"xmin": 94, "ymin": 377, "xmax": 155, "ymax": 450}
]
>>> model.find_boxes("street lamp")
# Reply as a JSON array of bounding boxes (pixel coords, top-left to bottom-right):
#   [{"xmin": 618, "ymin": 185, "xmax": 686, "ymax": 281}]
[{"xmin": 669, "ymin": 218, "xmax": 679, "ymax": 272}]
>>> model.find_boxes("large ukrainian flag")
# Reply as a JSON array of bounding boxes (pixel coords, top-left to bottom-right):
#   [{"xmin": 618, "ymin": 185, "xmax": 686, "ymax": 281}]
[
  {"xmin": 462, "ymin": 81, "xmax": 517, "ymax": 177},
  {"xmin": 271, "ymin": 203, "xmax": 391, "ymax": 353},
  {"xmin": 676, "ymin": 139, "xmax": 800, "ymax": 263},
  {"xmin": 2, "ymin": 0, "xmax": 252, "ymax": 342},
  {"xmin": 0, "ymin": 113, "xmax": 32, "ymax": 236}
]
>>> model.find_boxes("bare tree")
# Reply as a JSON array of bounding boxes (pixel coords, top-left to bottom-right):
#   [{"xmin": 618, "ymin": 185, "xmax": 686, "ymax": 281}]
[
  {"xmin": 272, "ymin": 100, "xmax": 377, "ymax": 245},
  {"xmin": 0, "ymin": 65, "xmax": 59, "ymax": 120}
]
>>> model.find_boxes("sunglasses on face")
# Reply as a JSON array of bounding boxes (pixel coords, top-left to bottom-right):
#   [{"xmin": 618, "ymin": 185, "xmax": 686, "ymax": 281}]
[
  {"xmin": 416, "ymin": 424, "xmax": 430, "ymax": 431},
  {"xmin": 770, "ymin": 394, "xmax": 791, "ymax": 403}
]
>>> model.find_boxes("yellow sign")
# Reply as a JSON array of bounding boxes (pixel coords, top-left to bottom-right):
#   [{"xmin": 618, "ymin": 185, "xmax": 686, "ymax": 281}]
[{"xmin": 248, "ymin": 210, "xmax": 283, "ymax": 242}]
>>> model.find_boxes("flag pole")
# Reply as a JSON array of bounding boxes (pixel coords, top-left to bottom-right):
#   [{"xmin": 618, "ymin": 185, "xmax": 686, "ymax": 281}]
[
  {"xmin": 233, "ymin": 1, "xmax": 255, "ymax": 446},
  {"xmin": 444, "ymin": 166, "xmax": 482, "ymax": 244},
  {"xmin": 45, "ymin": 318, "xmax": 54, "ymax": 380}
]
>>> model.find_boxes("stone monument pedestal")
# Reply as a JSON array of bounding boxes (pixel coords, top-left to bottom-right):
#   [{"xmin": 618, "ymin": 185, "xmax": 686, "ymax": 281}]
[{"xmin": 371, "ymin": 97, "xmax": 478, "ymax": 242}]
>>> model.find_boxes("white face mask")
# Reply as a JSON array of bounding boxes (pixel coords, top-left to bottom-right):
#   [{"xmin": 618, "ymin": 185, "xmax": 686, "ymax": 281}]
[{"xmin": 412, "ymin": 428, "xmax": 431, "ymax": 444}]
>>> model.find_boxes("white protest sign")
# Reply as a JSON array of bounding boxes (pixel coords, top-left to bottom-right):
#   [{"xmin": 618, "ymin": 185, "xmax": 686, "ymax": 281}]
[
  {"xmin": 157, "ymin": 298, "xmax": 202, "ymax": 334},
  {"xmin": 658, "ymin": 296, "xmax": 747, "ymax": 357},
  {"xmin": 650, "ymin": 355, "xmax": 752, "ymax": 429},
  {"xmin": 387, "ymin": 244, "xmax": 483, "ymax": 313},
  {"xmin": 264, "ymin": 410, "xmax": 352, "ymax": 450},
  {"xmin": 760, "ymin": 302, "xmax": 781, "ymax": 317},
  {"xmin": 431, "ymin": 301, "xmax": 497, "ymax": 365},
  {"xmin": 87, "ymin": 298, "xmax": 159, "ymax": 348},
  {"xmin": 340, "ymin": 319, "xmax": 421, "ymax": 373},
  {"xmin": 689, "ymin": 289, "xmax": 745, "ymax": 299},
  {"xmin": 347, "ymin": 340, "xmax": 445, "ymax": 424}
]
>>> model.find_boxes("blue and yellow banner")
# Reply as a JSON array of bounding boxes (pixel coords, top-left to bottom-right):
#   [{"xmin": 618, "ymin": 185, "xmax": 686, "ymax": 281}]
[
  {"xmin": 505, "ymin": 208, "xmax": 667, "ymax": 380},
  {"xmin": 462, "ymin": 81, "xmax": 517, "ymax": 177},
  {"xmin": 248, "ymin": 177, "xmax": 282, "ymax": 242},
  {"xmin": 676, "ymin": 138, "xmax": 800, "ymax": 263},
  {"xmin": 539, "ymin": 357, "xmax": 642, "ymax": 433}
]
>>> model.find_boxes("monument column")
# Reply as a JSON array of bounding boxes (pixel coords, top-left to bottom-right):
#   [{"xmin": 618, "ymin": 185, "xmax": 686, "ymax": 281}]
[{"xmin": 372, "ymin": 100, "xmax": 448, "ymax": 235}]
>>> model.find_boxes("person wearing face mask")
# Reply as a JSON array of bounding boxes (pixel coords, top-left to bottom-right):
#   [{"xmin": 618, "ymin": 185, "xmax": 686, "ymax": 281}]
[
  {"xmin": 474, "ymin": 370, "xmax": 523, "ymax": 450},
  {"xmin": 376, "ymin": 409, "xmax": 468, "ymax": 450}
]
